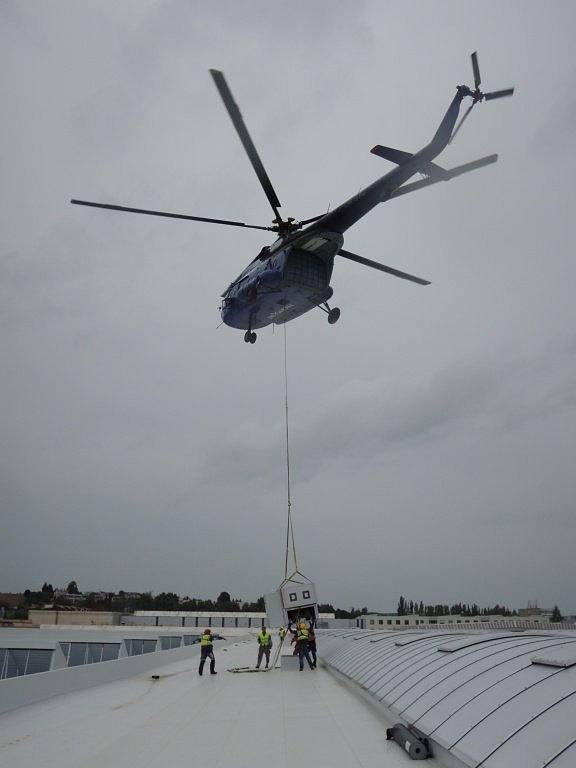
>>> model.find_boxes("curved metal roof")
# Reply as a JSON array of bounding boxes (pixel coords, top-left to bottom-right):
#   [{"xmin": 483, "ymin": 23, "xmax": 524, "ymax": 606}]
[{"xmin": 318, "ymin": 629, "xmax": 576, "ymax": 767}]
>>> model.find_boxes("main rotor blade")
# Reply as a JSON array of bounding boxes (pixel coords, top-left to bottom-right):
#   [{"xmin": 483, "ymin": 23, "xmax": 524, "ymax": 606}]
[
  {"xmin": 471, "ymin": 51, "xmax": 481, "ymax": 89},
  {"xmin": 449, "ymin": 103, "xmax": 474, "ymax": 144},
  {"xmin": 338, "ymin": 248, "xmax": 430, "ymax": 285},
  {"xmin": 298, "ymin": 213, "xmax": 327, "ymax": 226},
  {"xmin": 210, "ymin": 69, "xmax": 282, "ymax": 223},
  {"xmin": 484, "ymin": 88, "xmax": 514, "ymax": 101},
  {"xmin": 70, "ymin": 200, "xmax": 274, "ymax": 231}
]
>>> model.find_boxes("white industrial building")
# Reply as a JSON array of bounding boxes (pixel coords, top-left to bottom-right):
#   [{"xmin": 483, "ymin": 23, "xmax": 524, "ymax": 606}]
[
  {"xmin": 357, "ymin": 612, "xmax": 576, "ymax": 631},
  {"xmin": 124, "ymin": 608, "xmax": 336, "ymax": 628}
]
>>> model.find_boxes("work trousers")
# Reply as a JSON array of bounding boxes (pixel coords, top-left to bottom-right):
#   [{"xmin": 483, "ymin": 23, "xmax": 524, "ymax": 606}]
[
  {"xmin": 199, "ymin": 647, "xmax": 215, "ymax": 675},
  {"xmin": 256, "ymin": 645, "xmax": 271, "ymax": 668},
  {"xmin": 309, "ymin": 641, "xmax": 317, "ymax": 668},
  {"xmin": 298, "ymin": 642, "xmax": 314, "ymax": 671}
]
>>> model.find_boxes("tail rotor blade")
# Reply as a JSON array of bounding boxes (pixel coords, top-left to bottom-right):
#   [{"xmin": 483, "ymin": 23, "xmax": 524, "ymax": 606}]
[
  {"xmin": 471, "ymin": 51, "xmax": 481, "ymax": 89},
  {"xmin": 449, "ymin": 103, "xmax": 474, "ymax": 144},
  {"xmin": 484, "ymin": 88, "xmax": 515, "ymax": 101}
]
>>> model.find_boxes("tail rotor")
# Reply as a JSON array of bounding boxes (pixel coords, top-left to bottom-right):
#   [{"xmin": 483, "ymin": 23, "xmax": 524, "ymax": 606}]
[{"xmin": 449, "ymin": 52, "xmax": 514, "ymax": 143}]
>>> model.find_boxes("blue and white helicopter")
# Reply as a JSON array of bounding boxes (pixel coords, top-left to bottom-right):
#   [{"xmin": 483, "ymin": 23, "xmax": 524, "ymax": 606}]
[{"xmin": 73, "ymin": 53, "xmax": 513, "ymax": 343}]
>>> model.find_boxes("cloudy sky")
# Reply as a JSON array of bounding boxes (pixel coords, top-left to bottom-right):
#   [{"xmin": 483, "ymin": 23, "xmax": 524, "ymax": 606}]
[{"xmin": 2, "ymin": 1, "xmax": 576, "ymax": 613}]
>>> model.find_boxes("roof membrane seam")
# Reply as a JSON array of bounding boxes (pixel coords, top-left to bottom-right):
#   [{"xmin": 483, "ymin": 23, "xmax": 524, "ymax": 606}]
[
  {"xmin": 384, "ymin": 639, "xmax": 522, "ymax": 705},
  {"xmin": 425, "ymin": 663, "xmax": 532, "ymax": 736},
  {"xmin": 474, "ymin": 687, "xmax": 576, "ymax": 767},
  {"xmin": 448, "ymin": 665, "xmax": 565, "ymax": 750},
  {"xmin": 360, "ymin": 636, "xmax": 455, "ymax": 688},
  {"xmin": 358, "ymin": 649, "xmax": 444, "ymax": 691},
  {"xmin": 395, "ymin": 632, "xmax": 462, "ymax": 647},
  {"xmin": 390, "ymin": 636, "xmax": 555, "ymax": 710},
  {"xmin": 342, "ymin": 637, "xmax": 400, "ymax": 674},
  {"xmin": 437, "ymin": 633, "xmax": 548, "ymax": 653},
  {"xmin": 543, "ymin": 736, "xmax": 576, "ymax": 767},
  {"xmin": 344, "ymin": 646, "xmax": 430, "ymax": 682},
  {"xmin": 413, "ymin": 638, "xmax": 576, "ymax": 730},
  {"xmin": 367, "ymin": 643, "xmax": 450, "ymax": 692}
]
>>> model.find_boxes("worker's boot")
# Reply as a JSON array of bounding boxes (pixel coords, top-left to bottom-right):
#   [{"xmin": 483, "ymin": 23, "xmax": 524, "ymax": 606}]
[{"xmin": 210, "ymin": 659, "xmax": 217, "ymax": 675}]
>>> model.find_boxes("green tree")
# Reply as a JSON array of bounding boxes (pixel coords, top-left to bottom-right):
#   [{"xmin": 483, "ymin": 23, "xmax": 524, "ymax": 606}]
[
  {"xmin": 551, "ymin": 605, "xmax": 564, "ymax": 623},
  {"xmin": 153, "ymin": 592, "xmax": 180, "ymax": 611},
  {"xmin": 134, "ymin": 592, "xmax": 155, "ymax": 610},
  {"xmin": 67, "ymin": 581, "xmax": 79, "ymax": 594},
  {"xmin": 216, "ymin": 591, "xmax": 233, "ymax": 609}
]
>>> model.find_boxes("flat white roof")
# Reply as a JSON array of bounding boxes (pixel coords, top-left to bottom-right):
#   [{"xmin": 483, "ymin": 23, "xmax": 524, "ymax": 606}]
[{"xmin": 0, "ymin": 636, "xmax": 426, "ymax": 767}]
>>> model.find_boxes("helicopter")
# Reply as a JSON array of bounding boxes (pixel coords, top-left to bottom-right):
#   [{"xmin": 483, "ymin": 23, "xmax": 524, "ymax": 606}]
[{"xmin": 72, "ymin": 53, "xmax": 513, "ymax": 343}]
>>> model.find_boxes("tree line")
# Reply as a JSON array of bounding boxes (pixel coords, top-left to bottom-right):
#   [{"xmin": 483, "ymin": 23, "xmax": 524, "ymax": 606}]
[
  {"xmin": 396, "ymin": 595, "xmax": 564, "ymax": 622},
  {"xmin": 16, "ymin": 583, "xmax": 368, "ymax": 618},
  {"xmin": 396, "ymin": 596, "xmax": 519, "ymax": 617}
]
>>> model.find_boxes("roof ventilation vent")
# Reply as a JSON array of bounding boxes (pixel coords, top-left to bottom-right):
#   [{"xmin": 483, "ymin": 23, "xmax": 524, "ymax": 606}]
[{"xmin": 531, "ymin": 643, "xmax": 576, "ymax": 668}]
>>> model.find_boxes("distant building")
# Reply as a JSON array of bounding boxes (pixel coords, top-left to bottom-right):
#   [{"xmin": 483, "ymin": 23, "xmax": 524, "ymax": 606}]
[
  {"xmin": 357, "ymin": 612, "xmax": 575, "ymax": 630},
  {"xmin": 517, "ymin": 605, "xmax": 553, "ymax": 618},
  {"xmin": 124, "ymin": 609, "xmax": 335, "ymax": 629},
  {"xmin": 111, "ymin": 592, "xmax": 142, "ymax": 602},
  {"xmin": 29, "ymin": 610, "xmax": 121, "ymax": 626},
  {"xmin": 53, "ymin": 590, "xmax": 85, "ymax": 604},
  {"xmin": 0, "ymin": 593, "xmax": 23, "ymax": 607}
]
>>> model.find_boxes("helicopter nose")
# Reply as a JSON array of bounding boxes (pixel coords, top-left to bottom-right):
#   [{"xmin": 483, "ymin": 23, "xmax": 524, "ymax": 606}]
[{"xmin": 220, "ymin": 297, "xmax": 235, "ymax": 316}]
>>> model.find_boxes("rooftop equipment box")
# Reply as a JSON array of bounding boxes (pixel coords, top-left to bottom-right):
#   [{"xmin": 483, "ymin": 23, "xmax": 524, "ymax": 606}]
[{"xmin": 265, "ymin": 576, "xmax": 318, "ymax": 628}]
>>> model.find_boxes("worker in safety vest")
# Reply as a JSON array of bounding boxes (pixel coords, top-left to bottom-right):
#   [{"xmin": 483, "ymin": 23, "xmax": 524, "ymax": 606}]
[
  {"xmin": 198, "ymin": 628, "xmax": 217, "ymax": 676},
  {"xmin": 296, "ymin": 622, "xmax": 314, "ymax": 671},
  {"xmin": 308, "ymin": 624, "xmax": 317, "ymax": 668},
  {"xmin": 256, "ymin": 626, "xmax": 273, "ymax": 669}
]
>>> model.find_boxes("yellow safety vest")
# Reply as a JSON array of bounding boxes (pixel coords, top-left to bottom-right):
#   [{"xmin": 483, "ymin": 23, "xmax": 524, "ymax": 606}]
[
  {"xmin": 258, "ymin": 632, "xmax": 271, "ymax": 647},
  {"xmin": 200, "ymin": 634, "xmax": 212, "ymax": 647},
  {"xmin": 297, "ymin": 628, "xmax": 309, "ymax": 641}
]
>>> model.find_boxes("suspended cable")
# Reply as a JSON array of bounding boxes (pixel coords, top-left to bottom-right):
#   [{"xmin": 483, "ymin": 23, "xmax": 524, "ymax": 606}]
[{"xmin": 283, "ymin": 324, "xmax": 298, "ymax": 578}]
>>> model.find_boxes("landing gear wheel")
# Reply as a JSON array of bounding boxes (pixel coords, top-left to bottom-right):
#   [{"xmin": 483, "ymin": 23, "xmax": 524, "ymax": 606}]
[
  {"xmin": 327, "ymin": 307, "xmax": 341, "ymax": 325},
  {"xmin": 244, "ymin": 331, "xmax": 257, "ymax": 344}
]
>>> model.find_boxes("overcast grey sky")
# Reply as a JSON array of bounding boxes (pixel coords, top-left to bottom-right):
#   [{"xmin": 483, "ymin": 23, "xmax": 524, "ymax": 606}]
[{"xmin": 2, "ymin": 1, "xmax": 576, "ymax": 612}]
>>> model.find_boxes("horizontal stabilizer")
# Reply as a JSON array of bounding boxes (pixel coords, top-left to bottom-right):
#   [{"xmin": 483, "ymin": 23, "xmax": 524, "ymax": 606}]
[
  {"xmin": 371, "ymin": 145, "xmax": 450, "ymax": 180},
  {"xmin": 389, "ymin": 154, "xmax": 498, "ymax": 201},
  {"xmin": 370, "ymin": 145, "xmax": 413, "ymax": 164}
]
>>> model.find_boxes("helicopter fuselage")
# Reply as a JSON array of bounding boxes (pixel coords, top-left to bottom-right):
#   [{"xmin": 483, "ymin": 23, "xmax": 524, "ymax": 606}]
[{"xmin": 220, "ymin": 230, "xmax": 343, "ymax": 330}]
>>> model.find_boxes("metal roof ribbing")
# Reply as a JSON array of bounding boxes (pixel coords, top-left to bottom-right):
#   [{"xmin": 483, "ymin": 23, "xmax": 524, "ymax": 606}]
[{"xmin": 318, "ymin": 629, "xmax": 576, "ymax": 768}]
